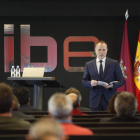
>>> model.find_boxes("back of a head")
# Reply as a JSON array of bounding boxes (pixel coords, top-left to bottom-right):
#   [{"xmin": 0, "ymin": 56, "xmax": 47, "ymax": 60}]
[
  {"xmin": 48, "ymin": 93, "xmax": 72, "ymax": 119},
  {"xmin": 67, "ymin": 93, "xmax": 80, "ymax": 109},
  {"xmin": 0, "ymin": 83, "xmax": 13, "ymax": 113},
  {"xmin": 28, "ymin": 118, "xmax": 63, "ymax": 140},
  {"xmin": 114, "ymin": 92, "xmax": 137, "ymax": 117},
  {"xmin": 13, "ymin": 95, "xmax": 19, "ymax": 111},
  {"xmin": 14, "ymin": 87, "xmax": 29, "ymax": 104},
  {"xmin": 65, "ymin": 87, "xmax": 82, "ymax": 101},
  {"xmin": 108, "ymin": 92, "xmax": 121, "ymax": 114}
]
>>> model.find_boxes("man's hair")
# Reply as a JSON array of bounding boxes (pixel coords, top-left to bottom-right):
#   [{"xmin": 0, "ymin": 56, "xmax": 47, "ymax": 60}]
[
  {"xmin": 13, "ymin": 95, "xmax": 19, "ymax": 111},
  {"xmin": 67, "ymin": 93, "xmax": 80, "ymax": 109},
  {"xmin": 14, "ymin": 87, "xmax": 30, "ymax": 104},
  {"xmin": 65, "ymin": 87, "xmax": 82, "ymax": 101},
  {"xmin": 95, "ymin": 40, "xmax": 108, "ymax": 48},
  {"xmin": 114, "ymin": 92, "xmax": 137, "ymax": 116},
  {"xmin": 0, "ymin": 83, "xmax": 13, "ymax": 113},
  {"xmin": 48, "ymin": 93, "xmax": 72, "ymax": 119},
  {"xmin": 108, "ymin": 92, "xmax": 121, "ymax": 114},
  {"xmin": 28, "ymin": 118, "xmax": 63, "ymax": 140},
  {"xmin": 73, "ymin": 94, "xmax": 80, "ymax": 109}
]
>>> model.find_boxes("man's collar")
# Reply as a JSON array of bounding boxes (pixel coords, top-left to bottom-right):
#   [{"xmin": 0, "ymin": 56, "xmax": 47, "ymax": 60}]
[
  {"xmin": 96, "ymin": 57, "xmax": 106, "ymax": 62},
  {"xmin": 57, "ymin": 119, "xmax": 72, "ymax": 124}
]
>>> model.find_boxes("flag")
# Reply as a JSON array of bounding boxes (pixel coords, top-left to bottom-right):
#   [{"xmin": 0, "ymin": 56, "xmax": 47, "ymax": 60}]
[
  {"xmin": 117, "ymin": 20, "xmax": 135, "ymax": 94},
  {"xmin": 134, "ymin": 31, "xmax": 140, "ymax": 110}
]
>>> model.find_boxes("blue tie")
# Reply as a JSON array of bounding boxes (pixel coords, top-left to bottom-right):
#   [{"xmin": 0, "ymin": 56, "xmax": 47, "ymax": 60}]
[{"xmin": 99, "ymin": 60, "xmax": 103, "ymax": 79}]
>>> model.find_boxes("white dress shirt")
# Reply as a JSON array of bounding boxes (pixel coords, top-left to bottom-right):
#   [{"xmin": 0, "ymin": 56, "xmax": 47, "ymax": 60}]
[{"xmin": 96, "ymin": 57, "xmax": 106, "ymax": 74}]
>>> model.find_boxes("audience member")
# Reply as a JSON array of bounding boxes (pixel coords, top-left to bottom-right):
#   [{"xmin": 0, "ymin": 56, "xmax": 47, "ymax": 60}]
[
  {"xmin": 108, "ymin": 91, "xmax": 140, "ymax": 122},
  {"xmin": 27, "ymin": 118, "xmax": 64, "ymax": 140},
  {"xmin": 12, "ymin": 95, "xmax": 35, "ymax": 119},
  {"xmin": 0, "ymin": 83, "xmax": 31, "ymax": 129},
  {"xmin": 48, "ymin": 93, "xmax": 93, "ymax": 135},
  {"xmin": 14, "ymin": 87, "xmax": 41, "ymax": 111},
  {"xmin": 100, "ymin": 92, "xmax": 121, "ymax": 122},
  {"xmin": 108, "ymin": 92, "xmax": 121, "ymax": 114},
  {"xmin": 65, "ymin": 87, "xmax": 91, "ymax": 111},
  {"xmin": 67, "ymin": 93, "xmax": 87, "ymax": 115}
]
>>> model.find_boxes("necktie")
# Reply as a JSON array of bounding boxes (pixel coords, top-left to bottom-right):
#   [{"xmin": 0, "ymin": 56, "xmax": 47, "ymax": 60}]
[{"xmin": 99, "ymin": 60, "xmax": 103, "ymax": 79}]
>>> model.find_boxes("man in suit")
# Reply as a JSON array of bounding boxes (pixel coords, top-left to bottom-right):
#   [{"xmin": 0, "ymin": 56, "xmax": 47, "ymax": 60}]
[
  {"xmin": 14, "ymin": 87, "xmax": 41, "ymax": 112},
  {"xmin": 12, "ymin": 95, "xmax": 35, "ymax": 119},
  {"xmin": 82, "ymin": 40, "xmax": 124, "ymax": 111},
  {"xmin": 0, "ymin": 83, "xmax": 31, "ymax": 129},
  {"xmin": 108, "ymin": 91, "xmax": 140, "ymax": 122}
]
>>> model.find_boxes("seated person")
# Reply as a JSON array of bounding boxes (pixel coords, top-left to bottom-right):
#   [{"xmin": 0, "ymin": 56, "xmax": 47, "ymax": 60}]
[
  {"xmin": 27, "ymin": 118, "xmax": 64, "ymax": 140},
  {"xmin": 14, "ymin": 87, "xmax": 41, "ymax": 112},
  {"xmin": 0, "ymin": 83, "xmax": 31, "ymax": 129},
  {"xmin": 12, "ymin": 95, "xmax": 35, "ymax": 119},
  {"xmin": 108, "ymin": 92, "xmax": 121, "ymax": 114},
  {"xmin": 67, "ymin": 93, "xmax": 87, "ymax": 115},
  {"xmin": 48, "ymin": 93, "xmax": 93, "ymax": 135},
  {"xmin": 100, "ymin": 92, "xmax": 121, "ymax": 122},
  {"xmin": 108, "ymin": 91, "xmax": 140, "ymax": 122},
  {"xmin": 65, "ymin": 87, "xmax": 91, "ymax": 111}
]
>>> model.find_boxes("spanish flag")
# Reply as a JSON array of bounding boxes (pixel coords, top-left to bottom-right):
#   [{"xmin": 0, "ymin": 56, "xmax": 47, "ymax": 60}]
[{"xmin": 134, "ymin": 31, "xmax": 140, "ymax": 110}]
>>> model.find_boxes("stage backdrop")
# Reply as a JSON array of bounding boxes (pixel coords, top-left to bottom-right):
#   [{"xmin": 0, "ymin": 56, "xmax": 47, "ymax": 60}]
[{"xmin": 0, "ymin": 0, "xmax": 140, "ymax": 110}]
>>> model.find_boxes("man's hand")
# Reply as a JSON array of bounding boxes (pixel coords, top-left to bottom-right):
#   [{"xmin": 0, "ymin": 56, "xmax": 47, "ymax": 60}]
[
  {"xmin": 91, "ymin": 80, "xmax": 98, "ymax": 87},
  {"xmin": 102, "ymin": 83, "xmax": 113, "ymax": 89}
]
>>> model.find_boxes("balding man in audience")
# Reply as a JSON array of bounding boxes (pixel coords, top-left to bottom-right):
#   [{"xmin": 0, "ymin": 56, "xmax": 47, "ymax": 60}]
[
  {"xmin": 0, "ymin": 83, "xmax": 31, "ymax": 129},
  {"xmin": 27, "ymin": 118, "xmax": 64, "ymax": 140},
  {"xmin": 48, "ymin": 93, "xmax": 93, "ymax": 135},
  {"xmin": 67, "ymin": 93, "xmax": 87, "ymax": 115},
  {"xmin": 65, "ymin": 87, "xmax": 91, "ymax": 111},
  {"xmin": 108, "ymin": 91, "xmax": 140, "ymax": 122}
]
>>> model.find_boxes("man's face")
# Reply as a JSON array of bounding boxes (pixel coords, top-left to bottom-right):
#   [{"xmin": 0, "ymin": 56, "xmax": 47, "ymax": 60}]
[{"xmin": 95, "ymin": 43, "xmax": 108, "ymax": 60}]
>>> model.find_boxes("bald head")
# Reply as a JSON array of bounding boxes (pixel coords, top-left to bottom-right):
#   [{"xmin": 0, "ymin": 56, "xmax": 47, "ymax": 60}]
[
  {"xmin": 67, "ymin": 93, "xmax": 80, "ymax": 109},
  {"xmin": 67, "ymin": 93, "xmax": 77, "ymax": 104}
]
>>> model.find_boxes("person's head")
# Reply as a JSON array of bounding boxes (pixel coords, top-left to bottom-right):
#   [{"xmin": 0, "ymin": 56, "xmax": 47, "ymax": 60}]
[
  {"xmin": 14, "ymin": 87, "xmax": 30, "ymax": 104},
  {"xmin": 114, "ymin": 92, "xmax": 137, "ymax": 117},
  {"xmin": 108, "ymin": 92, "xmax": 121, "ymax": 114},
  {"xmin": 0, "ymin": 83, "xmax": 13, "ymax": 114},
  {"xmin": 65, "ymin": 87, "xmax": 82, "ymax": 102},
  {"xmin": 67, "ymin": 93, "xmax": 80, "ymax": 109},
  {"xmin": 13, "ymin": 95, "xmax": 20, "ymax": 111},
  {"xmin": 28, "ymin": 118, "xmax": 63, "ymax": 140},
  {"xmin": 48, "ymin": 93, "xmax": 72, "ymax": 119},
  {"xmin": 95, "ymin": 40, "xmax": 108, "ymax": 60}
]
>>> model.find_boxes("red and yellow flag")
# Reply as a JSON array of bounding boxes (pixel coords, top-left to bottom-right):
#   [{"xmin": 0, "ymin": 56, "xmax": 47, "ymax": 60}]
[{"xmin": 134, "ymin": 31, "xmax": 140, "ymax": 110}]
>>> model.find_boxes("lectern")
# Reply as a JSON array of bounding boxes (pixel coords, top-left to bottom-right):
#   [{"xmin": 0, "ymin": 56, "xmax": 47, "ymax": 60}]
[{"xmin": 7, "ymin": 77, "xmax": 65, "ymax": 110}]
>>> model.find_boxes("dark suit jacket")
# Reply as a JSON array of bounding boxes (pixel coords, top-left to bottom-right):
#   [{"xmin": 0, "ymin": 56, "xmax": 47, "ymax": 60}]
[
  {"xmin": 107, "ymin": 116, "xmax": 140, "ymax": 122},
  {"xmin": 12, "ymin": 111, "xmax": 35, "ymax": 119},
  {"xmin": 82, "ymin": 57, "xmax": 124, "ymax": 109},
  {"xmin": 19, "ymin": 104, "xmax": 41, "ymax": 112},
  {"xmin": 0, "ymin": 116, "xmax": 31, "ymax": 129}
]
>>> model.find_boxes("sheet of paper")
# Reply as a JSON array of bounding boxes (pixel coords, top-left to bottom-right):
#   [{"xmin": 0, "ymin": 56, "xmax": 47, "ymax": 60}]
[
  {"xmin": 97, "ymin": 81, "xmax": 108, "ymax": 86},
  {"xmin": 109, "ymin": 81, "xmax": 118, "ymax": 84}
]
